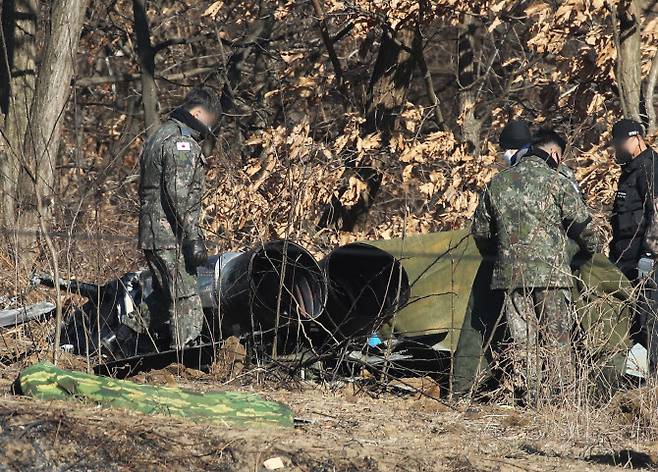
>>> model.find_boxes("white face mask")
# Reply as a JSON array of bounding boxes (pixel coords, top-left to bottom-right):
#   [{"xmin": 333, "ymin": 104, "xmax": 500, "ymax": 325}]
[{"xmin": 502, "ymin": 149, "xmax": 517, "ymax": 165}]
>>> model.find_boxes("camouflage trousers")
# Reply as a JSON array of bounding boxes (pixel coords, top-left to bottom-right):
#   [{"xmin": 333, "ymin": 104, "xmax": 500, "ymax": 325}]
[
  {"xmin": 496, "ymin": 287, "xmax": 575, "ymax": 404},
  {"xmin": 144, "ymin": 248, "xmax": 204, "ymax": 349}
]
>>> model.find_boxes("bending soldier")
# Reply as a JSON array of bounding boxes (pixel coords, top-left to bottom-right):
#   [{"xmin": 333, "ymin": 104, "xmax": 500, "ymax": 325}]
[
  {"xmin": 472, "ymin": 129, "xmax": 599, "ymax": 404},
  {"xmin": 499, "ymin": 119, "xmax": 582, "ymax": 197}
]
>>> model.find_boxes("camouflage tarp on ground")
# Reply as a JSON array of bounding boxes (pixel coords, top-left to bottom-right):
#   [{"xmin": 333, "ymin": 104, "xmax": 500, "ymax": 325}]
[
  {"xmin": 18, "ymin": 362, "xmax": 294, "ymax": 428},
  {"xmin": 370, "ymin": 230, "xmax": 634, "ymax": 393}
]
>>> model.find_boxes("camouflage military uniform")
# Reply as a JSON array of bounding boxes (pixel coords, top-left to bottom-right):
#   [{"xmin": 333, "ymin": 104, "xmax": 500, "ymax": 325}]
[
  {"xmin": 559, "ymin": 163, "xmax": 583, "ymax": 199},
  {"xmin": 138, "ymin": 113, "xmax": 206, "ymax": 349},
  {"xmin": 472, "ymin": 152, "xmax": 598, "ymax": 402},
  {"xmin": 510, "ymin": 150, "xmax": 581, "ymax": 198}
]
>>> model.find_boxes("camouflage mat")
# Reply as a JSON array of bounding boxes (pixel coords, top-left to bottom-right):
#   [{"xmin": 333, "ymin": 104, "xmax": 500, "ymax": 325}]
[{"xmin": 18, "ymin": 362, "xmax": 294, "ymax": 428}]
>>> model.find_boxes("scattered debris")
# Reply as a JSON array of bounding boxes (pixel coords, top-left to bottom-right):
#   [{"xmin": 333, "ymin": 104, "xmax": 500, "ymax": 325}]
[
  {"xmin": 0, "ymin": 302, "xmax": 55, "ymax": 328},
  {"xmin": 262, "ymin": 456, "xmax": 286, "ymax": 470},
  {"xmin": 388, "ymin": 376, "xmax": 441, "ymax": 398},
  {"xmin": 210, "ymin": 336, "xmax": 246, "ymax": 381},
  {"xmin": 28, "ymin": 230, "xmax": 639, "ymax": 402}
]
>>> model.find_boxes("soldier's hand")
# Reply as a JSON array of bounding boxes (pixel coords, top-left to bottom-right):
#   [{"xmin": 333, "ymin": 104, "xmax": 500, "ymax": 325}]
[
  {"xmin": 570, "ymin": 249, "xmax": 592, "ymax": 272},
  {"xmin": 183, "ymin": 239, "xmax": 209, "ymax": 270}
]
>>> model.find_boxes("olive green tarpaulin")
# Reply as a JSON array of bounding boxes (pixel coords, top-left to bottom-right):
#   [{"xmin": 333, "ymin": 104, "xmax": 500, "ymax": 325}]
[
  {"xmin": 370, "ymin": 230, "xmax": 634, "ymax": 393},
  {"xmin": 18, "ymin": 362, "xmax": 294, "ymax": 428},
  {"xmin": 372, "ymin": 230, "xmax": 481, "ymax": 352}
]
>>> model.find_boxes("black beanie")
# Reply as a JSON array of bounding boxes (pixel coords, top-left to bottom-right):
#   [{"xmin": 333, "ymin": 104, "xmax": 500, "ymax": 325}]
[{"xmin": 499, "ymin": 120, "xmax": 532, "ymax": 150}]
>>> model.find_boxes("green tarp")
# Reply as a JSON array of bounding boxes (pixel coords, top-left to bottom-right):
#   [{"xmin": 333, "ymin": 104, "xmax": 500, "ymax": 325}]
[
  {"xmin": 371, "ymin": 230, "xmax": 635, "ymax": 393},
  {"xmin": 18, "ymin": 362, "xmax": 294, "ymax": 428},
  {"xmin": 372, "ymin": 230, "xmax": 481, "ymax": 352}
]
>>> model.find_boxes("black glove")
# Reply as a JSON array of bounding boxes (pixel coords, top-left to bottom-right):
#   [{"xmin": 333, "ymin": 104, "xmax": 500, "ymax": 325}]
[
  {"xmin": 182, "ymin": 239, "xmax": 208, "ymax": 272},
  {"xmin": 570, "ymin": 249, "xmax": 593, "ymax": 272}
]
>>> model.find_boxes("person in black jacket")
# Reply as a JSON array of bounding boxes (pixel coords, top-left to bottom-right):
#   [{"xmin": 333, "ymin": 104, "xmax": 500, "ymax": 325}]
[
  {"xmin": 609, "ymin": 118, "xmax": 658, "ymax": 371},
  {"xmin": 610, "ymin": 119, "xmax": 658, "ymax": 279}
]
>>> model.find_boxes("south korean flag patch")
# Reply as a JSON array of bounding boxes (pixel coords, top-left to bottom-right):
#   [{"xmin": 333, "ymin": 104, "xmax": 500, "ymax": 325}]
[{"xmin": 176, "ymin": 141, "xmax": 191, "ymax": 151}]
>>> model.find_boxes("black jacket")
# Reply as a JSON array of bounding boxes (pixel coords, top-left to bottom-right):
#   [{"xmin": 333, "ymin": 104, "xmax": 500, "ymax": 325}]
[{"xmin": 610, "ymin": 147, "xmax": 658, "ymax": 279}]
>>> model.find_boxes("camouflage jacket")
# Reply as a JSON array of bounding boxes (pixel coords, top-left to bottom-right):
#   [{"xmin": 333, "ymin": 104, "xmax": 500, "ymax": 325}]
[
  {"xmin": 138, "ymin": 116, "xmax": 206, "ymax": 250},
  {"xmin": 510, "ymin": 151, "xmax": 582, "ymax": 198},
  {"xmin": 558, "ymin": 164, "xmax": 583, "ymax": 197},
  {"xmin": 471, "ymin": 153, "xmax": 599, "ymax": 289}
]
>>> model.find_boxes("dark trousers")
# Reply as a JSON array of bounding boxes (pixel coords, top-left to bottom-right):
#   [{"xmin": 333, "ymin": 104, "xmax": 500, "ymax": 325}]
[
  {"xmin": 633, "ymin": 276, "xmax": 658, "ymax": 373},
  {"xmin": 613, "ymin": 258, "xmax": 658, "ymax": 373}
]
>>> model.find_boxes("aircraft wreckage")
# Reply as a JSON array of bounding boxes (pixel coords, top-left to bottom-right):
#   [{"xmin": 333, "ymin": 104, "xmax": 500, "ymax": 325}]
[{"xmin": 29, "ymin": 230, "xmax": 641, "ymax": 393}]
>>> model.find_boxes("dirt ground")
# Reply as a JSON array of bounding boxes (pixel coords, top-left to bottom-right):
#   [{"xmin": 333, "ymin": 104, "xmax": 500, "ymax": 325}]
[{"xmin": 0, "ymin": 359, "xmax": 657, "ymax": 472}]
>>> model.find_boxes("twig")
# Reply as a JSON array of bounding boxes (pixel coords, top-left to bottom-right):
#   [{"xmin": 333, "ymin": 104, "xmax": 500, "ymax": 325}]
[
  {"xmin": 413, "ymin": 28, "xmax": 445, "ymax": 130},
  {"xmin": 310, "ymin": 0, "xmax": 347, "ymax": 95},
  {"xmin": 75, "ymin": 64, "xmax": 222, "ymax": 87}
]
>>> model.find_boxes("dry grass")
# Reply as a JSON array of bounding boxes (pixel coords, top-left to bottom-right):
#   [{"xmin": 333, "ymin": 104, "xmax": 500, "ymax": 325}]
[{"xmin": 0, "ymin": 361, "xmax": 657, "ymax": 471}]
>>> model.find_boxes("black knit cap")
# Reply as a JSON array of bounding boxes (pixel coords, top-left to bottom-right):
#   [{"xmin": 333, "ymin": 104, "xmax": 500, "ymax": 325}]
[
  {"xmin": 499, "ymin": 120, "xmax": 532, "ymax": 150},
  {"xmin": 612, "ymin": 119, "xmax": 644, "ymax": 145}
]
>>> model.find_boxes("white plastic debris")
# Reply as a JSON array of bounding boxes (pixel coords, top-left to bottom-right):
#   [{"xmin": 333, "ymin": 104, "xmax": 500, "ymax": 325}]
[
  {"xmin": 263, "ymin": 457, "xmax": 285, "ymax": 470},
  {"xmin": 625, "ymin": 343, "xmax": 649, "ymax": 378}
]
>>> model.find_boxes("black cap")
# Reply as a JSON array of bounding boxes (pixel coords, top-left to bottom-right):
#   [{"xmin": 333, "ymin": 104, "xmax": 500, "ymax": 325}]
[
  {"xmin": 612, "ymin": 119, "xmax": 644, "ymax": 145},
  {"xmin": 499, "ymin": 120, "xmax": 531, "ymax": 150}
]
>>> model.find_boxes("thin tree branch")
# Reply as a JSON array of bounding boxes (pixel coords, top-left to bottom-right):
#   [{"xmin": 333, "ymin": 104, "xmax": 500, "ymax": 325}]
[
  {"xmin": 311, "ymin": 0, "xmax": 347, "ymax": 94},
  {"xmin": 331, "ymin": 21, "xmax": 354, "ymax": 45},
  {"xmin": 413, "ymin": 29, "xmax": 445, "ymax": 130},
  {"xmin": 75, "ymin": 64, "xmax": 222, "ymax": 87},
  {"xmin": 152, "ymin": 34, "xmax": 213, "ymax": 54}
]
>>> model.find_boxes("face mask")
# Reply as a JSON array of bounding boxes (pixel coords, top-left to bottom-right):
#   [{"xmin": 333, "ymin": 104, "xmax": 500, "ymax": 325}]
[
  {"xmin": 615, "ymin": 148, "xmax": 633, "ymax": 165},
  {"xmin": 502, "ymin": 149, "xmax": 516, "ymax": 165}
]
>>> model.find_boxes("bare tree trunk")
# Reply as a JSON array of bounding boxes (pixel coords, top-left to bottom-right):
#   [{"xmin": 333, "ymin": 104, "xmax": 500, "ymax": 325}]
[
  {"xmin": 458, "ymin": 18, "xmax": 480, "ymax": 152},
  {"xmin": 614, "ymin": 0, "xmax": 642, "ymax": 122},
  {"xmin": 133, "ymin": 0, "xmax": 159, "ymax": 135},
  {"xmin": 219, "ymin": 0, "xmax": 274, "ymax": 157},
  {"xmin": 644, "ymin": 50, "xmax": 658, "ymax": 134},
  {"xmin": 0, "ymin": 0, "xmax": 37, "ymax": 228},
  {"xmin": 364, "ymin": 28, "xmax": 416, "ymax": 138},
  {"xmin": 17, "ymin": 0, "xmax": 89, "ymax": 270},
  {"xmin": 319, "ymin": 26, "xmax": 418, "ymax": 231}
]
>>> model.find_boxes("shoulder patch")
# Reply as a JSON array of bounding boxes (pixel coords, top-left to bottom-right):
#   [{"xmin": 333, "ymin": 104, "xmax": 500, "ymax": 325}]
[{"xmin": 176, "ymin": 141, "xmax": 191, "ymax": 151}]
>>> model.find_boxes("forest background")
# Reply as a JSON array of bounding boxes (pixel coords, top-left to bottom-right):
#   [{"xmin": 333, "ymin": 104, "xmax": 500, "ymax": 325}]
[{"xmin": 1, "ymin": 0, "xmax": 657, "ymax": 295}]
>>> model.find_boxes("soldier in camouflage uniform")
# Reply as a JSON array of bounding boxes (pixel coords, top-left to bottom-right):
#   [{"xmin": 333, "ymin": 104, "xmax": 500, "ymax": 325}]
[
  {"xmin": 138, "ymin": 88, "xmax": 221, "ymax": 350},
  {"xmin": 472, "ymin": 129, "xmax": 599, "ymax": 403}
]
